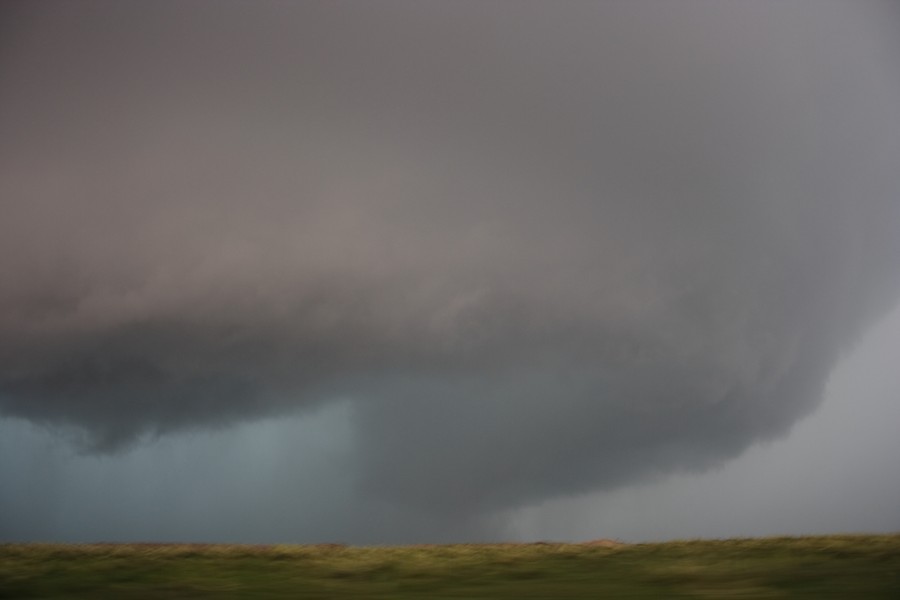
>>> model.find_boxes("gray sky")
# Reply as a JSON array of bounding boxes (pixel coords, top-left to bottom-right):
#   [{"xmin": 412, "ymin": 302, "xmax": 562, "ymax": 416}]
[{"xmin": 2, "ymin": 0, "xmax": 899, "ymax": 543}]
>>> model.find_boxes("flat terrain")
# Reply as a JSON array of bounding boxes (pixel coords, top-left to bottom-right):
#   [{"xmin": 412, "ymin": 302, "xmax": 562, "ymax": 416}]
[{"xmin": 2, "ymin": 534, "xmax": 899, "ymax": 598}]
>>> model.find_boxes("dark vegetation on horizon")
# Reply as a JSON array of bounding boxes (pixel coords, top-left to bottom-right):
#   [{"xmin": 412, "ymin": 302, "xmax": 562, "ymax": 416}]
[{"xmin": 2, "ymin": 534, "xmax": 899, "ymax": 598}]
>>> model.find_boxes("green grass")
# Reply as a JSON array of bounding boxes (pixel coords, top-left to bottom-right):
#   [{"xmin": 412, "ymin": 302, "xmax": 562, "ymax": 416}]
[{"xmin": 2, "ymin": 534, "xmax": 899, "ymax": 598}]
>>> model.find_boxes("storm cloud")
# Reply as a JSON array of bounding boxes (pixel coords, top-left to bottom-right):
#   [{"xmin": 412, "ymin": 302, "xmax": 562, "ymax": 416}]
[{"xmin": 2, "ymin": 0, "xmax": 900, "ymax": 528}]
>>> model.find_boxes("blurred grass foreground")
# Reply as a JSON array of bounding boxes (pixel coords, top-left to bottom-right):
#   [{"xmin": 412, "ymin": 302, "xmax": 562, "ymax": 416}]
[{"xmin": 2, "ymin": 534, "xmax": 899, "ymax": 598}]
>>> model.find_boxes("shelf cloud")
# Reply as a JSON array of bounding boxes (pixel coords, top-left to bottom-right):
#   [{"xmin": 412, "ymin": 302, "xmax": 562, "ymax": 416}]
[{"xmin": 2, "ymin": 1, "xmax": 899, "ymax": 525}]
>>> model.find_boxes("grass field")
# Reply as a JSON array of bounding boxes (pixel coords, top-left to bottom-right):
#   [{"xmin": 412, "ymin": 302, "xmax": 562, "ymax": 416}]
[{"xmin": 2, "ymin": 534, "xmax": 899, "ymax": 598}]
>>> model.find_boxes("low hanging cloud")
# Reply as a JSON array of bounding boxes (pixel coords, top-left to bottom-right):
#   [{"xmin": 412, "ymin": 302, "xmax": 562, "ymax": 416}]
[{"xmin": 2, "ymin": 0, "xmax": 900, "ymax": 523}]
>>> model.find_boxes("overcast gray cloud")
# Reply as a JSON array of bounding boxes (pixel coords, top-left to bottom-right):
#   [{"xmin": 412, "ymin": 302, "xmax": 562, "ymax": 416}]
[
  {"xmin": 2, "ymin": 1, "xmax": 900, "ymax": 539},
  {"xmin": 510, "ymin": 302, "xmax": 900, "ymax": 542}
]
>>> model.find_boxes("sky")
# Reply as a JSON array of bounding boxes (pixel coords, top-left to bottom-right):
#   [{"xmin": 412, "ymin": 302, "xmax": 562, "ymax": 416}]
[{"xmin": 1, "ymin": 0, "xmax": 899, "ymax": 544}]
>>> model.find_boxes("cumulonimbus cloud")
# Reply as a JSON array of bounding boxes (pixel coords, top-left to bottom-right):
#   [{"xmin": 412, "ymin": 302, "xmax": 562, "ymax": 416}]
[{"xmin": 1, "ymin": 0, "xmax": 899, "ymax": 518}]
